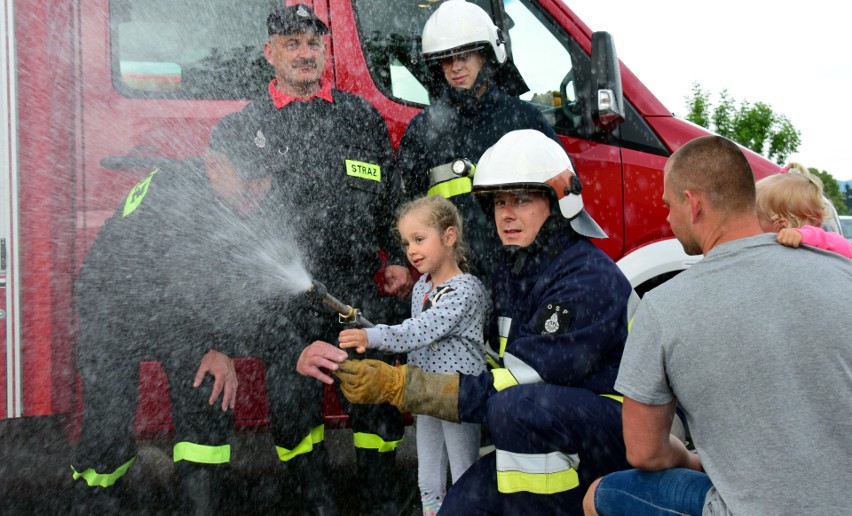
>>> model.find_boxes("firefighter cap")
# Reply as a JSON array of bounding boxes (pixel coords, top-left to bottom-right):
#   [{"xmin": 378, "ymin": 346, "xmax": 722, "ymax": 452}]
[
  {"xmin": 208, "ymin": 112, "xmax": 277, "ymax": 180},
  {"xmin": 267, "ymin": 4, "xmax": 329, "ymax": 36}
]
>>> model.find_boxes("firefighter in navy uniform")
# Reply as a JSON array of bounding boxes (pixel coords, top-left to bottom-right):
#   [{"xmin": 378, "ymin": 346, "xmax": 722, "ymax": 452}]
[
  {"xmin": 71, "ymin": 112, "xmax": 281, "ymax": 515},
  {"xmin": 335, "ymin": 130, "xmax": 633, "ymax": 515},
  {"xmin": 239, "ymin": 5, "xmax": 408, "ymax": 515},
  {"xmin": 396, "ymin": 0, "xmax": 560, "ymax": 282}
]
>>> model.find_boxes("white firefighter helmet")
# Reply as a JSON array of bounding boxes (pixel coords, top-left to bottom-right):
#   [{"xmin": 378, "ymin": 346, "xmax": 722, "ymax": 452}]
[
  {"xmin": 421, "ymin": 0, "xmax": 507, "ymax": 64},
  {"xmin": 473, "ymin": 129, "xmax": 608, "ymax": 239}
]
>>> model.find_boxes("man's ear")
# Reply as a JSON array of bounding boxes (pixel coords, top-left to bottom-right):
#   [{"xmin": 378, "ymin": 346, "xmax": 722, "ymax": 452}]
[
  {"xmin": 684, "ymin": 190, "xmax": 702, "ymax": 224},
  {"xmin": 262, "ymin": 40, "xmax": 274, "ymax": 65}
]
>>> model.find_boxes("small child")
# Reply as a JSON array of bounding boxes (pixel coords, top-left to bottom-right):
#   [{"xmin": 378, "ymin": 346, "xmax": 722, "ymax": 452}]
[
  {"xmin": 338, "ymin": 195, "xmax": 489, "ymax": 516},
  {"xmin": 756, "ymin": 163, "xmax": 852, "ymax": 258}
]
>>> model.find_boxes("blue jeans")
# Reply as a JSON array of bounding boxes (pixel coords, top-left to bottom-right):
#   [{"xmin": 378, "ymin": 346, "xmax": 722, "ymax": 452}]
[{"xmin": 594, "ymin": 468, "xmax": 713, "ymax": 516}]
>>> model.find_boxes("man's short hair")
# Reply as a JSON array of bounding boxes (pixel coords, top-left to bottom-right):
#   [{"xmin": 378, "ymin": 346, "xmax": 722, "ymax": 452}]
[
  {"xmin": 267, "ymin": 4, "xmax": 329, "ymax": 37},
  {"xmin": 668, "ymin": 135, "xmax": 756, "ymax": 213}
]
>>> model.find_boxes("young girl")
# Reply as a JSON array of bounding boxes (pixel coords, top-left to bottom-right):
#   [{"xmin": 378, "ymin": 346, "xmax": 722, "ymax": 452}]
[
  {"xmin": 338, "ymin": 195, "xmax": 489, "ymax": 516},
  {"xmin": 756, "ymin": 163, "xmax": 852, "ymax": 258}
]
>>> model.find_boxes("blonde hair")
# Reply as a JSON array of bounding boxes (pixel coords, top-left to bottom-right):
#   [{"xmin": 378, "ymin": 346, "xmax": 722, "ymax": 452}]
[
  {"xmin": 755, "ymin": 163, "xmax": 825, "ymax": 228},
  {"xmin": 396, "ymin": 195, "xmax": 469, "ymax": 273}
]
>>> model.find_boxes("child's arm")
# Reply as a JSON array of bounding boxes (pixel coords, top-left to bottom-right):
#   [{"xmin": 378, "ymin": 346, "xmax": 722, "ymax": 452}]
[
  {"xmin": 782, "ymin": 225, "xmax": 852, "ymax": 258},
  {"xmin": 356, "ymin": 280, "xmax": 484, "ymax": 355},
  {"xmin": 338, "ymin": 328, "xmax": 368, "ymax": 354}
]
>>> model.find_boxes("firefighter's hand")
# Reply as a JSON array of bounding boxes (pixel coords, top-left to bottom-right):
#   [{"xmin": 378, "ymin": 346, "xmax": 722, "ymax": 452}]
[
  {"xmin": 194, "ymin": 350, "xmax": 238, "ymax": 412},
  {"xmin": 384, "ymin": 265, "xmax": 414, "ymax": 298},
  {"xmin": 334, "ymin": 359, "xmax": 406, "ymax": 408},
  {"xmin": 338, "ymin": 329, "xmax": 368, "ymax": 354},
  {"xmin": 776, "ymin": 228, "xmax": 803, "ymax": 248},
  {"xmin": 296, "ymin": 341, "xmax": 348, "ymax": 385}
]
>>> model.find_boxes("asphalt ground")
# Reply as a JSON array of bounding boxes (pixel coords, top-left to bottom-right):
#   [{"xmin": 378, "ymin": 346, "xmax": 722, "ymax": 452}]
[{"xmin": 0, "ymin": 415, "xmax": 420, "ymax": 515}]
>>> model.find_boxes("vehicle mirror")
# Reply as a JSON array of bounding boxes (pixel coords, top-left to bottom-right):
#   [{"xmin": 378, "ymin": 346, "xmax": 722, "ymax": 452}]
[{"xmin": 590, "ymin": 31, "xmax": 624, "ymax": 129}]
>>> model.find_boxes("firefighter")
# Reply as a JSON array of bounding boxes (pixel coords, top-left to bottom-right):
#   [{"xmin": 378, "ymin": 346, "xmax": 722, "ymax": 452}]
[
  {"xmin": 71, "ymin": 111, "xmax": 281, "ymax": 514},
  {"xmin": 396, "ymin": 0, "xmax": 560, "ymax": 283},
  {"xmin": 335, "ymin": 130, "xmax": 633, "ymax": 515},
  {"xmin": 239, "ymin": 5, "xmax": 408, "ymax": 515}
]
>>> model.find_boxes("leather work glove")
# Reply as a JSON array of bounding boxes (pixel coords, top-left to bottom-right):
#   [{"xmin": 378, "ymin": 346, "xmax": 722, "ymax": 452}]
[
  {"xmin": 335, "ymin": 359, "xmax": 406, "ymax": 407},
  {"xmin": 335, "ymin": 359, "xmax": 460, "ymax": 422}
]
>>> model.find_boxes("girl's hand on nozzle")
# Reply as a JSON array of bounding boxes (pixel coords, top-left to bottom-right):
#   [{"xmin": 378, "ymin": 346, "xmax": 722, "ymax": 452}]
[{"xmin": 339, "ymin": 328, "xmax": 368, "ymax": 354}]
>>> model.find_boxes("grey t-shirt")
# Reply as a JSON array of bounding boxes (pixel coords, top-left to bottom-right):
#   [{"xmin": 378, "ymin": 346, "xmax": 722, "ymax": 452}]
[
  {"xmin": 365, "ymin": 273, "xmax": 489, "ymax": 375},
  {"xmin": 616, "ymin": 234, "xmax": 852, "ymax": 515}
]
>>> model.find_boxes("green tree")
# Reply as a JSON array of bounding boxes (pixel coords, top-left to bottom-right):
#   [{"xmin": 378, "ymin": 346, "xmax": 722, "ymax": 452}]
[
  {"xmin": 684, "ymin": 83, "xmax": 801, "ymax": 165},
  {"xmin": 811, "ymin": 168, "xmax": 849, "ymax": 216}
]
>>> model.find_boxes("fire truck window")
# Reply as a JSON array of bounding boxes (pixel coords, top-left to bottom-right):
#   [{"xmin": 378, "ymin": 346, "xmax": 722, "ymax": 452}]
[
  {"xmin": 353, "ymin": 0, "xmax": 496, "ymax": 106},
  {"xmin": 502, "ymin": 0, "xmax": 579, "ymax": 130},
  {"xmin": 110, "ymin": 0, "xmax": 273, "ymax": 99}
]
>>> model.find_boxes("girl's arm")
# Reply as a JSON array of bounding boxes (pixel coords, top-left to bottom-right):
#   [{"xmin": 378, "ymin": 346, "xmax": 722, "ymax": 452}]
[
  {"xmin": 350, "ymin": 280, "xmax": 483, "ymax": 355},
  {"xmin": 785, "ymin": 226, "xmax": 852, "ymax": 258}
]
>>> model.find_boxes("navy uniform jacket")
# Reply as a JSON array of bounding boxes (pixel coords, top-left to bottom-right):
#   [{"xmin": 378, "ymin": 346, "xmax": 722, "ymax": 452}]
[
  {"xmin": 396, "ymin": 84, "xmax": 560, "ymax": 279},
  {"xmin": 457, "ymin": 220, "xmax": 631, "ymax": 423}
]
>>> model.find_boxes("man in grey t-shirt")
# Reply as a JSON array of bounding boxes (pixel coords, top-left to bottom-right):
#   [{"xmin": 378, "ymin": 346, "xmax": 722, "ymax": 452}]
[{"xmin": 583, "ymin": 135, "xmax": 852, "ymax": 516}]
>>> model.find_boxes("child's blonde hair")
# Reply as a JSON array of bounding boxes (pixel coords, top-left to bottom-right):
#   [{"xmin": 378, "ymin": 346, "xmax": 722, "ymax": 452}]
[
  {"xmin": 755, "ymin": 163, "xmax": 826, "ymax": 228},
  {"xmin": 396, "ymin": 195, "xmax": 469, "ymax": 273}
]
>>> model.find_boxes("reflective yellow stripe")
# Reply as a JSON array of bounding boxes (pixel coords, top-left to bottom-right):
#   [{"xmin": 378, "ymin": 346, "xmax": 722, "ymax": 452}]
[
  {"xmin": 122, "ymin": 168, "xmax": 159, "ymax": 217},
  {"xmin": 496, "ymin": 449, "xmax": 581, "ymax": 494},
  {"xmin": 71, "ymin": 456, "xmax": 136, "ymax": 488},
  {"xmin": 496, "ymin": 467, "xmax": 580, "ymax": 494},
  {"xmin": 173, "ymin": 442, "xmax": 230, "ymax": 464},
  {"xmin": 497, "ymin": 317, "xmax": 511, "ymax": 357},
  {"xmin": 353, "ymin": 432, "xmax": 402, "ymax": 453},
  {"xmin": 486, "ymin": 354, "xmax": 500, "ymax": 369},
  {"xmin": 276, "ymin": 425, "xmax": 325, "ymax": 462},
  {"xmin": 601, "ymin": 394, "xmax": 624, "ymax": 403},
  {"xmin": 491, "ymin": 368, "xmax": 518, "ymax": 392},
  {"xmin": 427, "ymin": 177, "xmax": 472, "ymax": 198}
]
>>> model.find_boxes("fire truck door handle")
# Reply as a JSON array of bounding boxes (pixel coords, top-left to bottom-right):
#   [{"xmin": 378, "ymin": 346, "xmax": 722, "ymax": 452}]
[{"xmin": 1, "ymin": 238, "xmax": 6, "ymax": 272}]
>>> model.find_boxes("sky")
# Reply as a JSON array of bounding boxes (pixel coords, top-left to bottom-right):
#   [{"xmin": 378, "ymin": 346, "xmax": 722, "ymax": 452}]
[{"xmin": 567, "ymin": 1, "xmax": 852, "ymax": 181}]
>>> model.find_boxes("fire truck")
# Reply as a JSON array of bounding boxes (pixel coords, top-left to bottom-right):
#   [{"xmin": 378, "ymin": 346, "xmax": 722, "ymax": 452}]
[{"xmin": 1, "ymin": 0, "xmax": 782, "ymax": 437}]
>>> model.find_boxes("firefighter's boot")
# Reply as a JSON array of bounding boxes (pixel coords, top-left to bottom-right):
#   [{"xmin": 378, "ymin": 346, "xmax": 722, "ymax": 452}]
[
  {"xmin": 356, "ymin": 448, "xmax": 399, "ymax": 516},
  {"xmin": 175, "ymin": 461, "xmax": 223, "ymax": 516},
  {"xmin": 71, "ymin": 480, "xmax": 121, "ymax": 515},
  {"xmin": 291, "ymin": 444, "xmax": 339, "ymax": 516}
]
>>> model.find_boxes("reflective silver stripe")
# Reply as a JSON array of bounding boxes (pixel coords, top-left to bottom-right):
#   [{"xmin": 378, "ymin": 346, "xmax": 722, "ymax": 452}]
[
  {"xmin": 497, "ymin": 317, "xmax": 511, "ymax": 339},
  {"xmin": 496, "ymin": 449, "xmax": 580, "ymax": 474},
  {"xmin": 428, "ymin": 162, "xmax": 458, "ymax": 187},
  {"xmin": 503, "ymin": 352, "xmax": 543, "ymax": 385}
]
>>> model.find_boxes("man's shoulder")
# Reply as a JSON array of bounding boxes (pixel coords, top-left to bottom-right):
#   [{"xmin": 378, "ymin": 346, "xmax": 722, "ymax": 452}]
[{"xmin": 330, "ymin": 89, "xmax": 380, "ymax": 114}]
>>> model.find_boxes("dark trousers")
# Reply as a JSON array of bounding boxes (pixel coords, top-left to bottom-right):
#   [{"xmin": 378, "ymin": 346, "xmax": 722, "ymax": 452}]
[{"xmin": 442, "ymin": 385, "xmax": 627, "ymax": 515}]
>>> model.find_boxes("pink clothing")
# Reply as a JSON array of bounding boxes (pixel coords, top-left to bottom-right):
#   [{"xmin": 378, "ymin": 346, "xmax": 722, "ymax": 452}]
[{"xmin": 796, "ymin": 225, "xmax": 852, "ymax": 258}]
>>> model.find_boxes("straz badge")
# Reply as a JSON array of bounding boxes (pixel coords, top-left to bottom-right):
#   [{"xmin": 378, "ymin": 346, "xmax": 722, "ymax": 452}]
[
  {"xmin": 346, "ymin": 159, "xmax": 381, "ymax": 182},
  {"xmin": 536, "ymin": 302, "xmax": 572, "ymax": 335}
]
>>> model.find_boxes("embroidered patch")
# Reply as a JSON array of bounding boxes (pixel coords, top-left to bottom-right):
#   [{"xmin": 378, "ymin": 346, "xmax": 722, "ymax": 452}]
[
  {"xmin": 535, "ymin": 302, "xmax": 572, "ymax": 335},
  {"xmin": 345, "ymin": 159, "xmax": 381, "ymax": 181},
  {"xmin": 122, "ymin": 168, "xmax": 160, "ymax": 218}
]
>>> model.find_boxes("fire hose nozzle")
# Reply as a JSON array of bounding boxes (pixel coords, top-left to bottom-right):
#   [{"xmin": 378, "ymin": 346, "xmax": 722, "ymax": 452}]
[{"xmin": 307, "ymin": 280, "xmax": 375, "ymax": 328}]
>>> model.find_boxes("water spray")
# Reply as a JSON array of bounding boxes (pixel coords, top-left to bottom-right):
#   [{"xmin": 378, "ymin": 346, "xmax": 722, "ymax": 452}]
[{"xmin": 305, "ymin": 280, "xmax": 375, "ymax": 328}]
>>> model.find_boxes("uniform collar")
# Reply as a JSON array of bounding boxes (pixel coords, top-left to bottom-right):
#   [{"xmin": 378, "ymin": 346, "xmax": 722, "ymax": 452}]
[{"xmin": 268, "ymin": 78, "xmax": 333, "ymax": 109}]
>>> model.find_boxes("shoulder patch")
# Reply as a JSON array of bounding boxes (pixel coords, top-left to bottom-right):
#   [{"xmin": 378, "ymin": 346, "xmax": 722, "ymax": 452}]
[
  {"xmin": 422, "ymin": 285, "xmax": 455, "ymax": 312},
  {"xmin": 535, "ymin": 302, "xmax": 573, "ymax": 335},
  {"xmin": 122, "ymin": 168, "xmax": 160, "ymax": 218}
]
